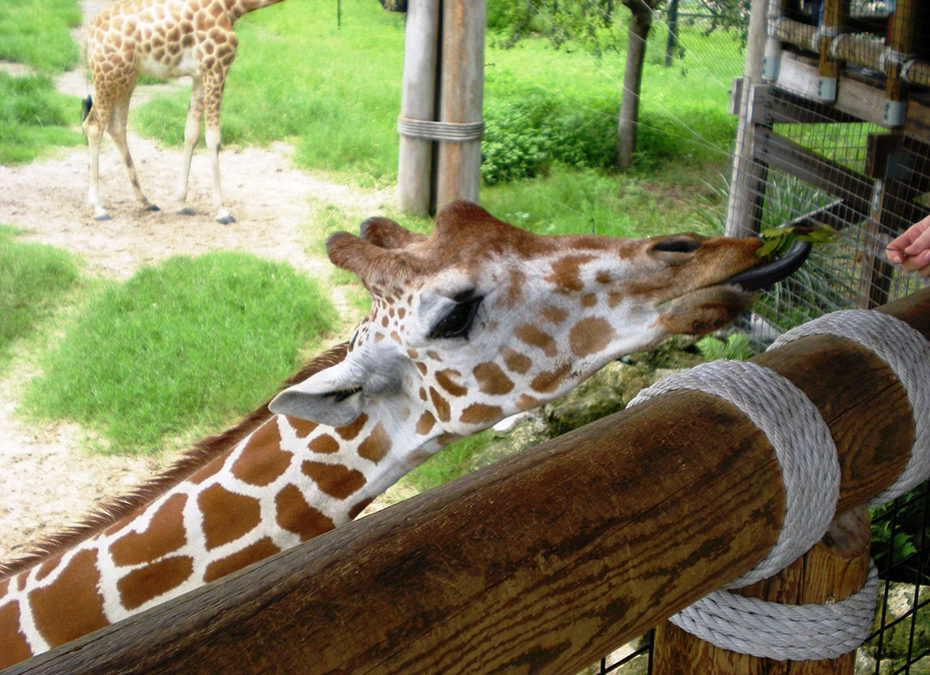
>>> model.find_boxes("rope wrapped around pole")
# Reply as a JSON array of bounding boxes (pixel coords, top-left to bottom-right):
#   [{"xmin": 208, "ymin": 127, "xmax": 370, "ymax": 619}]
[
  {"xmin": 627, "ymin": 309, "xmax": 930, "ymax": 661},
  {"xmin": 396, "ymin": 116, "xmax": 484, "ymax": 143}
]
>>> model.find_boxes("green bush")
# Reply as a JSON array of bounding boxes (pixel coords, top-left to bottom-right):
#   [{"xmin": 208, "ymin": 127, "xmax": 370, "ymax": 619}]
[{"xmin": 482, "ymin": 88, "xmax": 618, "ymax": 185}]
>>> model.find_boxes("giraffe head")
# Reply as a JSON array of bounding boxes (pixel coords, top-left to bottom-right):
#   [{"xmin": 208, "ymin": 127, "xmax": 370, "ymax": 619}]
[{"xmin": 271, "ymin": 201, "xmax": 792, "ymax": 444}]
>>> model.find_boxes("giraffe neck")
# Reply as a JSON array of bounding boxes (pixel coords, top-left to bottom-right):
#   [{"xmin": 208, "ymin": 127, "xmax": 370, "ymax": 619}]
[
  {"xmin": 0, "ymin": 400, "xmax": 438, "ymax": 662},
  {"xmin": 228, "ymin": 0, "xmax": 288, "ymax": 21}
]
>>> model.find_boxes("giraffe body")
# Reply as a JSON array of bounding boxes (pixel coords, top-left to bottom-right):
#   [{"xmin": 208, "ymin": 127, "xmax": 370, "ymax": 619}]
[
  {"xmin": 0, "ymin": 201, "xmax": 799, "ymax": 666},
  {"xmin": 82, "ymin": 0, "xmax": 285, "ymax": 224}
]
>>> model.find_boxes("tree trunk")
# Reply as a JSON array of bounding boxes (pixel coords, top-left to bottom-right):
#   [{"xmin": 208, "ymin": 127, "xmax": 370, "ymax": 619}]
[{"xmin": 618, "ymin": 0, "xmax": 657, "ymax": 168}]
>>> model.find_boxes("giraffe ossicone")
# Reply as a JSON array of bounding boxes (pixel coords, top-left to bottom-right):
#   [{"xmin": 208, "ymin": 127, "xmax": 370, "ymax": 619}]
[
  {"xmin": 0, "ymin": 200, "xmax": 807, "ymax": 666},
  {"xmin": 82, "ymin": 0, "xmax": 287, "ymax": 224}
]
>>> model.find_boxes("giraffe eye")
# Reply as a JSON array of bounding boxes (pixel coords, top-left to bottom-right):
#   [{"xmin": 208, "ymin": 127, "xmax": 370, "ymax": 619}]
[{"xmin": 429, "ymin": 295, "xmax": 484, "ymax": 340}]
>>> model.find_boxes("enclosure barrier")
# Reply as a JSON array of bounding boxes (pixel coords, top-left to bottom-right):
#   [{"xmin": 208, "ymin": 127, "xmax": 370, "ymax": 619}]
[{"xmin": 5, "ymin": 288, "xmax": 930, "ymax": 675}]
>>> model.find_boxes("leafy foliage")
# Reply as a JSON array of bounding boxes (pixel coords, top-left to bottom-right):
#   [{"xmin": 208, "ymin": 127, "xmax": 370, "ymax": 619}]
[{"xmin": 482, "ymin": 88, "xmax": 618, "ymax": 184}]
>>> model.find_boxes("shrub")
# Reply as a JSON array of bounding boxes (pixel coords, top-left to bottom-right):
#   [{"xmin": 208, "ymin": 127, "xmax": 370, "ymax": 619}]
[{"xmin": 482, "ymin": 88, "xmax": 618, "ymax": 185}]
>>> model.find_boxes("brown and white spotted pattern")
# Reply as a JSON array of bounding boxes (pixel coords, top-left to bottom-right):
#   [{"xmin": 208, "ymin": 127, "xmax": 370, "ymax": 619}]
[
  {"xmin": 82, "ymin": 0, "xmax": 287, "ymax": 224},
  {"xmin": 0, "ymin": 201, "xmax": 768, "ymax": 666}
]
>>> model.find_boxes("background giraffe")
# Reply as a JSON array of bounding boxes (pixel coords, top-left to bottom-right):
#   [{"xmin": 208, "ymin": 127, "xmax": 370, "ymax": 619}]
[
  {"xmin": 0, "ymin": 201, "xmax": 806, "ymax": 666},
  {"xmin": 82, "ymin": 0, "xmax": 287, "ymax": 223}
]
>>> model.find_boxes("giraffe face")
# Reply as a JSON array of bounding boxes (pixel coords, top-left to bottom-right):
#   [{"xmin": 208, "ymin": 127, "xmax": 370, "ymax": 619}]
[{"xmin": 271, "ymin": 201, "xmax": 781, "ymax": 440}]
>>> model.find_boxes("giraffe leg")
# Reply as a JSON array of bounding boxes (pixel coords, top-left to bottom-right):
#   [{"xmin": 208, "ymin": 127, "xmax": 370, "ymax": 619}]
[
  {"xmin": 176, "ymin": 77, "xmax": 204, "ymax": 216},
  {"xmin": 204, "ymin": 77, "xmax": 235, "ymax": 225},
  {"xmin": 109, "ymin": 96, "xmax": 159, "ymax": 213},
  {"xmin": 84, "ymin": 105, "xmax": 110, "ymax": 221}
]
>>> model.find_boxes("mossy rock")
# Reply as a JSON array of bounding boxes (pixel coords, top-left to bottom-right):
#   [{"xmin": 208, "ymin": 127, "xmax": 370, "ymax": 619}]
[{"xmin": 469, "ymin": 343, "xmax": 704, "ymax": 471}]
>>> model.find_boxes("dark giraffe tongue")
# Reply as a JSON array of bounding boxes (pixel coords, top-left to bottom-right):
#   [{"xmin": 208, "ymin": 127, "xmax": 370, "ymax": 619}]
[{"xmin": 723, "ymin": 239, "xmax": 812, "ymax": 291}]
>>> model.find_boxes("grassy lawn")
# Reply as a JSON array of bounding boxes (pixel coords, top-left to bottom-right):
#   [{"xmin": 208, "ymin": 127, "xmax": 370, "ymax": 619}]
[
  {"xmin": 0, "ymin": 226, "xmax": 80, "ymax": 366},
  {"xmin": 0, "ymin": 0, "xmax": 84, "ymax": 163},
  {"xmin": 23, "ymin": 252, "xmax": 336, "ymax": 455},
  {"xmin": 132, "ymin": 0, "xmax": 743, "ymax": 235},
  {"xmin": 0, "ymin": 0, "xmax": 81, "ymax": 72}
]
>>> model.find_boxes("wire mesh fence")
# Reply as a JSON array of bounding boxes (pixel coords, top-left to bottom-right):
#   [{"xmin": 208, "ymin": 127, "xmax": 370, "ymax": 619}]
[{"xmin": 582, "ymin": 0, "xmax": 930, "ymax": 672}]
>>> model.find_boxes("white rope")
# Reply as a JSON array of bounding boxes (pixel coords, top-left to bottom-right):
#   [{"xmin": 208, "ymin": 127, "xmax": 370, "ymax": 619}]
[
  {"xmin": 670, "ymin": 563, "xmax": 879, "ymax": 661},
  {"xmin": 770, "ymin": 309, "xmax": 930, "ymax": 506},
  {"xmin": 396, "ymin": 116, "xmax": 484, "ymax": 142},
  {"xmin": 627, "ymin": 360, "xmax": 840, "ymax": 586},
  {"xmin": 621, "ymin": 308, "xmax": 930, "ymax": 660}
]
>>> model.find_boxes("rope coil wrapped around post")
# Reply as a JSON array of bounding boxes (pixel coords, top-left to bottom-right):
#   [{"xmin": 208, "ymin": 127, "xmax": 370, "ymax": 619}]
[{"xmin": 627, "ymin": 309, "xmax": 930, "ymax": 661}]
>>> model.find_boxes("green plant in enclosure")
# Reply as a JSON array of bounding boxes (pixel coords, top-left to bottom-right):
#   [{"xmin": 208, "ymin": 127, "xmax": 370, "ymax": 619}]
[{"xmin": 694, "ymin": 332, "xmax": 755, "ymax": 361}]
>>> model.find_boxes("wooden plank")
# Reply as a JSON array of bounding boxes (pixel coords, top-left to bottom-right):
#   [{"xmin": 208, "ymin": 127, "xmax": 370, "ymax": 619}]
[
  {"xmin": 9, "ymin": 287, "xmax": 930, "ymax": 675},
  {"xmin": 754, "ymin": 129, "xmax": 873, "ymax": 217},
  {"xmin": 751, "ymin": 86, "xmax": 864, "ymax": 127},
  {"xmin": 724, "ymin": 0, "xmax": 768, "ymax": 237},
  {"xmin": 775, "ymin": 53, "xmax": 888, "ymax": 127}
]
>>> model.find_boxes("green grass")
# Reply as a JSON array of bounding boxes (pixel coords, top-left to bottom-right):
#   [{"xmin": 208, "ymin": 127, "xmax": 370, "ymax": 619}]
[
  {"xmin": 402, "ymin": 430, "xmax": 497, "ymax": 493},
  {"xmin": 131, "ymin": 0, "xmax": 742, "ymax": 193},
  {"xmin": 0, "ymin": 0, "xmax": 81, "ymax": 72},
  {"xmin": 0, "ymin": 226, "xmax": 80, "ymax": 366},
  {"xmin": 133, "ymin": 1, "xmax": 406, "ymax": 185},
  {"xmin": 0, "ymin": 72, "xmax": 83, "ymax": 163},
  {"xmin": 24, "ymin": 253, "xmax": 337, "ymax": 455}
]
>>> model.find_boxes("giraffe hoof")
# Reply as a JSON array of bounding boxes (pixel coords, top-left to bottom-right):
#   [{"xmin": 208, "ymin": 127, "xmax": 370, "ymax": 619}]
[
  {"xmin": 145, "ymin": 204, "xmax": 160, "ymax": 212},
  {"xmin": 177, "ymin": 207, "xmax": 196, "ymax": 216},
  {"xmin": 94, "ymin": 213, "xmax": 112, "ymax": 221},
  {"xmin": 216, "ymin": 214, "xmax": 236, "ymax": 225}
]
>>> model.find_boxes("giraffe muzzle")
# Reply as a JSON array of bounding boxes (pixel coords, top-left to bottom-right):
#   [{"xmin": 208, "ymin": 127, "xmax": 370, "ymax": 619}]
[{"xmin": 723, "ymin": 239, "xmax": 812, "ymax": 291}]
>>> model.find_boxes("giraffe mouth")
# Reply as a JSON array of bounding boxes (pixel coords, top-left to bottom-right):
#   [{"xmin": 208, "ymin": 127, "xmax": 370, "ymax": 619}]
[{"xmin": 721, "ymin": 239, "xmax": 812, "ymax": 291}]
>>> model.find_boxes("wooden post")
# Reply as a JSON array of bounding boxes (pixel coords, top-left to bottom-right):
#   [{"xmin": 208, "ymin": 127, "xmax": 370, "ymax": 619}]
[
  {"xmin": 664, "ymin": 0, "xmax": 679, "ymax": 67},
  {"xmin": 653, "ymin": 506, "xmax": 873, "ymax": 674},
  {"xmin": 397, "ymin": 0, "xmax": 440, "ymax": 216},
  {"xmin": 815, "ymin": 0, "xmax": 847, "ymax": 102},
  {"xmin": 435, "ymin": 0, "xmax": 485, "ymax": 210},
  {"xmin": 884, "ymin": 0, "xmax": 917, "ymax": 127},
  {"xmin": 725, "ymin": 0, "xmax": 770, "ymax": 237}
]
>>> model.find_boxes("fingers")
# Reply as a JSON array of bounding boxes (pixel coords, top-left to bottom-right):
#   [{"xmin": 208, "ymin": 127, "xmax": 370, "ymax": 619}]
[{"xmin": 886, "ymin": 216, "xmax": 930, "ymax": 270}]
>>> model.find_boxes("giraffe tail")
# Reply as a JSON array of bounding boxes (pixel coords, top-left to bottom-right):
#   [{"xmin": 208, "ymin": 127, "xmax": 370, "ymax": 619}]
[{"xmin": 81, "ymin": 95, "xmax": 93, "ymax": 123}]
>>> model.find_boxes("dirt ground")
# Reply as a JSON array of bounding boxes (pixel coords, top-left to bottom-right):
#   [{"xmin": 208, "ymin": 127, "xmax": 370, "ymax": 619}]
[{"xmin": 0, "ymin": 1, "xmax": 393, "ymax": 561}]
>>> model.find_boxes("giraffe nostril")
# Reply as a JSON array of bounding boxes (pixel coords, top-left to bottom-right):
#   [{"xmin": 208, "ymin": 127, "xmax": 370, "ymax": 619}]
[{"xmin": 652, "ymin": 237, "xmax": 701, "ymax": 254}]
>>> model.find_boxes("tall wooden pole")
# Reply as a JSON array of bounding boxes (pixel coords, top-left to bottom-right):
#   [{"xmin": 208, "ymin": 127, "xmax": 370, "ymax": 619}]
[
  {"xmin": 725, "ymin": 0, "xmax": 770, "ymax": 237},
  {"xmin": 397, "ymin": 0, "xmax": 440, "ymax": 216},
  {"xmin": 435, "ymin": 0, "xmax": 486, "ymax": 210}
]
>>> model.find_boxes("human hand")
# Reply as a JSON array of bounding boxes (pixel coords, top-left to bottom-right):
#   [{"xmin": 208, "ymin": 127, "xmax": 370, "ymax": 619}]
[{"xmin": 886, "ymin": 216, "xmax": 930, "ymax": 276}]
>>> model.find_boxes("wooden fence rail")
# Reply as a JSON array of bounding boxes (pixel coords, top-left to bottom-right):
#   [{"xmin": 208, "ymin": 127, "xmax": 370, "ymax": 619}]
[{"xmin": 7, "ymin": 287, "xmax": 930, "ymax": 675}]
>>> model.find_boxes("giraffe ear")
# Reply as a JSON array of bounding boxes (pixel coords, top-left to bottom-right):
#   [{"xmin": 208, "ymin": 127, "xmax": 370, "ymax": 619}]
[
  {"xmin": 268, "ymin": 360, "xmax": 364, "ymax": 427},
  {"xmin": 326, "ymin": 231, "xmax": 420, "ymax": 289},
  {"xmin": 359, "ymin": 216, "xmax": 426, "ymax": 249}
]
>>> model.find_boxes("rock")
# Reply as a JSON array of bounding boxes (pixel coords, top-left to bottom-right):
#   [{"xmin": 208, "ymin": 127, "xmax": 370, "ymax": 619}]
[
  {"xmin": 864, "ymin": 581, "xmax": 930, "ymax": 662},
  {"xmin": 470, "ymin": 352, "xmax": 701, "ymax": 471}
]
